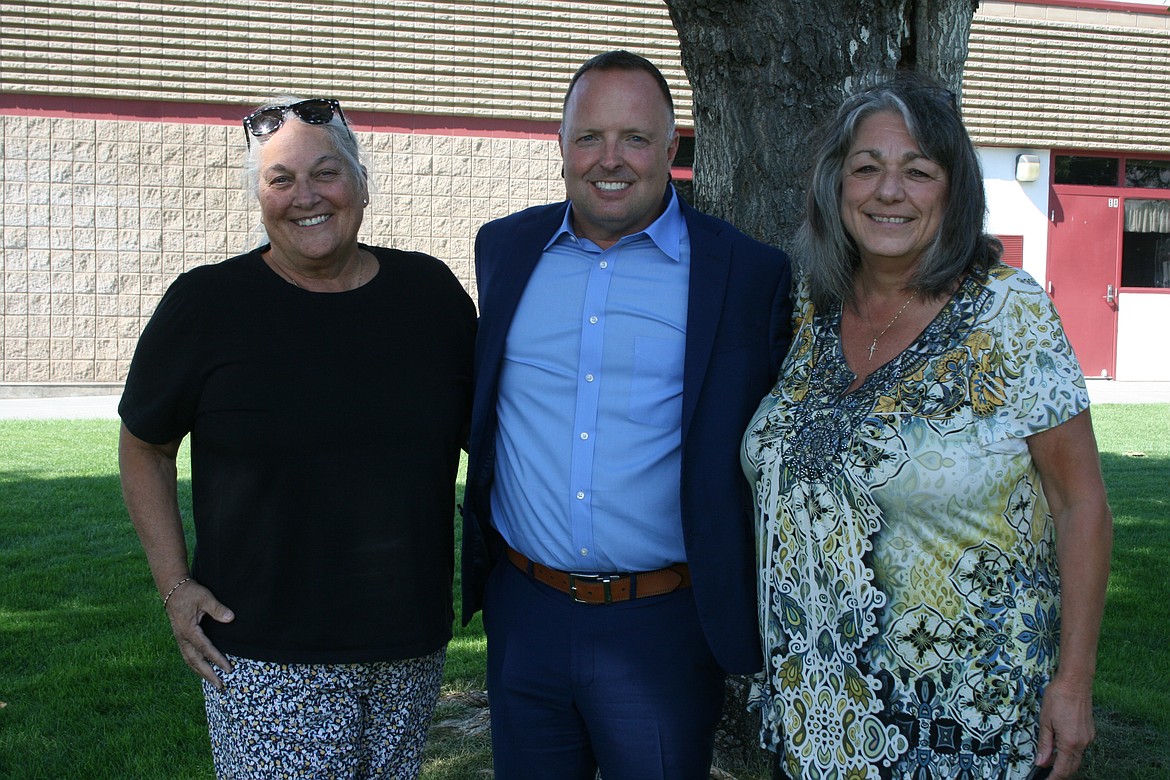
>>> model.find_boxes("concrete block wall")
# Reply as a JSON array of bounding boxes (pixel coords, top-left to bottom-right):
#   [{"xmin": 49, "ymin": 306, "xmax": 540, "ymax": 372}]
[{"xmin": 0, "ymin": 114, "xmax": 561, "ymax": 386}]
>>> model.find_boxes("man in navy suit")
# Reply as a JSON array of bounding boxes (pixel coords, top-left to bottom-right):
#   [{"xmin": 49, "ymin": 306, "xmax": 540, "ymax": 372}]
[{"xmin": 461, "ymin": 50, "xmax": 792, "ymax": 779}]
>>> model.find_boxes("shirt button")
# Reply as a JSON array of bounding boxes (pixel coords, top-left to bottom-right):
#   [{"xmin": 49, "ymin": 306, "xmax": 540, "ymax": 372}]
[
  {"xmin": 585, "ymin": 373, "xmax": 594, "ymax": 382},
  {"xmin": 576, "ymin": 491, "xmax": 585, "ymax": 500},
  {"xmin": 589, "ymin": 315, "xmax": 599, "ymax": 324},
  {"xmin": 580, "ymin": 548, "xmax": 589, "ymax": 556},
  {"xmin": 579, "ymin": 432, "xmax": 588, "ymax": 440},
  {"xmin": 599, "ymin": 260, "xmax": 608, "ymax": 269}
]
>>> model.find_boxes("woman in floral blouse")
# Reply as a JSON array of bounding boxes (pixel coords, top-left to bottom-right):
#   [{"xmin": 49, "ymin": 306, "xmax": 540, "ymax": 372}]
[{"xmin": 742, "ymin": 72, "xmax": 1112, "ymax": 780}]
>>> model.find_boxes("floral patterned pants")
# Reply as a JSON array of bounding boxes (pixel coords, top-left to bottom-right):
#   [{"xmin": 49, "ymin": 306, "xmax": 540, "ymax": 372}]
[{"xmin": 202, "ymin": 648, "xmax": 445, "ymax": 779}]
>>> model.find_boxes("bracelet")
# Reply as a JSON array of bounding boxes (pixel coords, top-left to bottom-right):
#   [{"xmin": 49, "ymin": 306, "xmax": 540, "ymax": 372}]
[{"xmin": 162, "ymin": 577, "xmax": 193, "ymax": 609}]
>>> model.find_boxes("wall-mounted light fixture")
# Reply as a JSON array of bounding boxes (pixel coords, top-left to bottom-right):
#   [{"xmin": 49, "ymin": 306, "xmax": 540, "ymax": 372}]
[{"xmin": 1015, "ymin": 154, "xmax": 1041, "ymax": 182}]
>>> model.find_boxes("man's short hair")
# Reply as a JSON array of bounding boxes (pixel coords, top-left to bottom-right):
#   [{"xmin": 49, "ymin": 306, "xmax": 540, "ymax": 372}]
[{"xmin": 563, "ymin": 50, "xmax": 675, "ymax": 118}]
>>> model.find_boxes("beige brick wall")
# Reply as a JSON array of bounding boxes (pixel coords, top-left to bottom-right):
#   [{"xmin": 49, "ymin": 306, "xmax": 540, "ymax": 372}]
[
  {"xmin": 1, "ymin": 0, "xmax": 690, "ymax": 124},
  {"xmin": 967, "ymin": 2, "xmax": 1170, "ymax": 152},
  {"xmin": 0, "ymin": 114, "xmax": 561, "ymax": 385}
]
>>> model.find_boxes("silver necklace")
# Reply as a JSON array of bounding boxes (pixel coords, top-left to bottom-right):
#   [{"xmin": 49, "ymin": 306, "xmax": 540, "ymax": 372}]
[{"xmin": 865, "ymin": 288, "xmax": 919, "ymax": 361}]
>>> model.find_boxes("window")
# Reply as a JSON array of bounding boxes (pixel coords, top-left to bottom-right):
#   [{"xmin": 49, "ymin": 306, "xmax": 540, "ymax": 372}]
[
  {"xmin": 1122, "ymin": 199, "xmax": 1170, "ymax": 288},
  {"xmin": 673, "ymin": 135, "xmax": 695, "ymax": 168},
  {"xmin": 1054, "ymin": 155, "xmax": 1118, "ymax": 186},
  {"xmin": 1125, "ymin": 159, "xmax": 1170, "ymax": 190},
  {"xmin": 1054, "ymin": 155, "xmax": 1170, "ymax": 189}
]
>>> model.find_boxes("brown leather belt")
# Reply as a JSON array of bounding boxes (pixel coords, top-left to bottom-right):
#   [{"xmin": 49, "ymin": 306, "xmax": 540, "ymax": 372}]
[{"xmin": 506, "ymin": 547, "xmax": 691, "ymax": 605}]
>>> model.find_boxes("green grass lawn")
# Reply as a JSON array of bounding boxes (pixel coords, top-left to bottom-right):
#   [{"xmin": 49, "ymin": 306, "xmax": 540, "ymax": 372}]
[{"xmin": 1, "ymin": 405, "xmax": 1167, "ymax": 778}]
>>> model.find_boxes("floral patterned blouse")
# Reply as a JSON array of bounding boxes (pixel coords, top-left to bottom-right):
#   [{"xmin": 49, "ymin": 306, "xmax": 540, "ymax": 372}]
[{"xmin": 741, "ymin": 264, "xmax": 1089, "ymax": 780}]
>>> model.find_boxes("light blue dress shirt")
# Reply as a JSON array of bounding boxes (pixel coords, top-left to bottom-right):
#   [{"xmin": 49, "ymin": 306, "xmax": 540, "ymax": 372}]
[{"xmin": 492, "ymin": 189, "xmax": 691, "ymax": 573}]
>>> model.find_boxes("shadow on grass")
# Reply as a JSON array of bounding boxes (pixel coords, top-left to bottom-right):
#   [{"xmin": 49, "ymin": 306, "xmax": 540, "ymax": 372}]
[
  {"xmin": 1081, "ymin": 707, "xmax": 1170, "ymax": 780},
  {"xmin": 0, "ymin": 471, "xmax": 215, "ymax": 779},
  {"xmin": 1093, "ymin": 452, "xmax": 1170, "ymax": 737},
  {"xmin": 3, "ymin": 441, "xmax": 1168, "ymax": 779},
  {"xmin": 0, "ymin": 467, "xmax": 487, "ymax": 778}
]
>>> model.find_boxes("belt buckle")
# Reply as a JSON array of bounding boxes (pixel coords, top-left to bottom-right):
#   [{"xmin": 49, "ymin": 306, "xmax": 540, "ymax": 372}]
[{"xmin": 567, "ymin": 572, "xmax": 620, "ymax": 604}]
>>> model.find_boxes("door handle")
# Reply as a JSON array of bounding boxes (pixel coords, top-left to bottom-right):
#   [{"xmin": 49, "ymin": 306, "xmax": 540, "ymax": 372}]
[{"xmin": 1104, "ymin": 284, "xmax": 1116, "ymax": 304}]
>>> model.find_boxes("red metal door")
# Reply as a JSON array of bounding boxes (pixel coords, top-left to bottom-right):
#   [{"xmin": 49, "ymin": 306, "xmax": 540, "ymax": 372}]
[{"xmin": 1046, "ymin": 191, "xmax": 1121, "ymax": 378}]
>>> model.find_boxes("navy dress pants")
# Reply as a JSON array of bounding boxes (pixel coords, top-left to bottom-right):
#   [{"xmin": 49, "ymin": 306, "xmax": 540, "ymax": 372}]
[{"xmin": 483, "ymin": 558, "xmax": 726, "ymax": 780}]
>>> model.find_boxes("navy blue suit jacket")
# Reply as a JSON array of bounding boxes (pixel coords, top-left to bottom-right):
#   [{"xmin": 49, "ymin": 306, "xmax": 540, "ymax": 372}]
[{"xmin": 461, "ymin": 194, "xmax": 792, "ymax": 674}]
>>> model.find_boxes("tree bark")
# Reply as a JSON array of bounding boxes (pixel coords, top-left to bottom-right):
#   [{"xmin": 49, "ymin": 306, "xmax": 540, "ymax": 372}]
[
  {"xmin": 664, "ymin": 2, "xmax": 978, "ymax": 773},
  {"xmin": 667, "ymin": 0, "xmax": 977, "ymax": 250}
]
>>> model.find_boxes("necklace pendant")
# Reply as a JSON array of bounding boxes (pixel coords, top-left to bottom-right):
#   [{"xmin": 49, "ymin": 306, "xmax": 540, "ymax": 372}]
[{"xmin": 863, "ymin": 287, "xmax": 918, "ymax": 364}]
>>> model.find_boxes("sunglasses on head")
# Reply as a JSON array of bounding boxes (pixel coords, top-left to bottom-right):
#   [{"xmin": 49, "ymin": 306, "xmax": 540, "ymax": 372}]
[{"xmin": 242, "ymin": 98, "xmax": 347, "ymax": 147}]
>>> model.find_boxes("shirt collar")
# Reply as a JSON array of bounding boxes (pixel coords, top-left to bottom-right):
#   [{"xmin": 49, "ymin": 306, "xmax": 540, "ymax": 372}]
[{"xmin": 545, "ymin": 186, "xmax": 684, "ymax": 262}]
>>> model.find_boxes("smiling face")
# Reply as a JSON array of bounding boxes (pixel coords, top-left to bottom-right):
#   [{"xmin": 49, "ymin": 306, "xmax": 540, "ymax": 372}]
[
  {"xmin": 840, "ymin": 110, "xmax": 949, "ymax": 271},
  {"xmin": 257, "ymin": 119, "xmax": 367, "ymax": 270},
  {"xmin": 559, "ymin": 68, "xmax": 679, "ymax": 249}
]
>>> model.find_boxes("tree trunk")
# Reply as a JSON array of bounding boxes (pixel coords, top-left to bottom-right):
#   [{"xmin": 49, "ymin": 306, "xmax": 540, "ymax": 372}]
[
  {"xmin": 664, "ymin": 2, "xmax": 978, "ymax": 773},
  {"xmin": 666, "ymin": 0, "xmax": 977, "ymax": 250}
]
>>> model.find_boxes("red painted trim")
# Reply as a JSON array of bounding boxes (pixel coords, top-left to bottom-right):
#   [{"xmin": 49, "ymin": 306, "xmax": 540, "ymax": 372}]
[
  {"xmin": 0, "ymin": 94, "xmax": 563, "ymax": 139},
  {"xmin": 355, "ymin": 112, "xmax": 561, "ymax": 140},
  {"xmin": 0, "ymin": 94, "xmax": 243, "ymax": 123},
  {"xmin": 1011, "ymin": 0, "xmax": 1169, "ymax": 14},
  {"xmin": 1052, "ymin": 149, "xmax": 1170, "ymax": 195},
  {"xmin": 0, "ymin": 94, "xmax": 700, "ymax": 174},
  {"xmin": 1053, "ymin": 184, "xmax": 1170, "ymax": 201},
  {"xmin": 1053, "ymin": 149, "xmax": 1170, "ymax": 160}
]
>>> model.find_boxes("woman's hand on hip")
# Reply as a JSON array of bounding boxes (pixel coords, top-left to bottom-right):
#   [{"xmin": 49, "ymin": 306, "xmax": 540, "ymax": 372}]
[{"xmin": 164, "ymin": 578, "xmax": 236, "ymax": 689}]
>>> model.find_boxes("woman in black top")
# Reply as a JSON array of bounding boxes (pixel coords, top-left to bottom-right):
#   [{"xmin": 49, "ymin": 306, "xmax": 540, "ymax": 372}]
[{"xmin": 119, "ymin": 97, "xmax": 476, "ymax": 778}]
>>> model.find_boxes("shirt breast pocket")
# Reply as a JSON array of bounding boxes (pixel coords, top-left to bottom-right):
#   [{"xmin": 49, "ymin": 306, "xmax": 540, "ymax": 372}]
[{"xmin": 628, "ymin": 336, "xmax": 685, "ymax": 428}]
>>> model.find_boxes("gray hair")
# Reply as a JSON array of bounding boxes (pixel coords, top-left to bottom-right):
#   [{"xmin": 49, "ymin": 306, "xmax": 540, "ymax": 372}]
[
  {"xmin": 797, "ymin": 71, "xmax": 1001, "ymax": 309},
  {"xmin": 241, "ymin": 95, "xmax": 369, "ymax": 201}
]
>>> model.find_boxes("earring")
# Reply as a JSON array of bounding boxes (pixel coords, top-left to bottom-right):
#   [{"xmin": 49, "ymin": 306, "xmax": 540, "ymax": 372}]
[{"xmin": 363, "ymin": 198, "xmax": 369, "ymax": 207}]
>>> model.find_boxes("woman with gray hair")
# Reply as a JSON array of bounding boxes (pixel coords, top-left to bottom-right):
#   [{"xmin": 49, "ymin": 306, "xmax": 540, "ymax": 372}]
[
  {"xmin": 119, "ymin": 97, "xmax": 475, "ymax": 777},
  {"xmin": 742, "ymin": 72, "xmax": 1112, "ymax": 779}
]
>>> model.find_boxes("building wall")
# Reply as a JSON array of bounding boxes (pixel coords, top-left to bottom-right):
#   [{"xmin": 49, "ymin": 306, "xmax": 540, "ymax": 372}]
[
  {"xmin": 971, "ymin": 2, "xmax": 1170, "ymax": 381},
  {"xmin": 966, "ymin": 0, "xmax": 1170, "ymax": 153},
  {"xmin": 2, "ymin": 1, "xmax": 1169, "ymax": 388},
  {"xmin": 1, "ymin": 0, "xmax": 690, "ymax": 390},
  {"xmin": 1116, "ymin": 292, "xmax": 1170, "ymax": 380},
  {"xmin": 0, "ymin": 0, "xmax": 691, "ymax": 124},
  {"xmin": 979, "ymin": 146, "xmax": 1053, "ymax": 280},
  {"xmin": 0, "ymin": 110, "xmax": 560, "ymax": 384}
]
